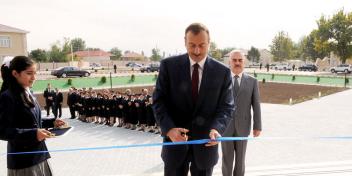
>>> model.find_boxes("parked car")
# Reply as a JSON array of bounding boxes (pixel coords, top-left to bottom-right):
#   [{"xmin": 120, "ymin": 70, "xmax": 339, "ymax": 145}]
[
  {"xmin": 140, "ymin": 63, "xmax": 160, "ymax": 73},
  {"xmin": 89, "ymin": 63, "xmax": 103, "ymax": 70},
  {"xmin": 125, "ymin": 62, "xmax": 142, "ymax": 68},
  {"xmin": 51, "ymin": 66, "xmax": 91, "ymax": 78},
  {"xmin": 298, "ymin": 64, "xmax": 318, "ymax": 72},
  {"xmin": 330, "ymin": 64, "xmax": 352, "ymax": 73},
  {"xmin": 273, "ymin": 63, "xmax": 291, "ymax": 71}
]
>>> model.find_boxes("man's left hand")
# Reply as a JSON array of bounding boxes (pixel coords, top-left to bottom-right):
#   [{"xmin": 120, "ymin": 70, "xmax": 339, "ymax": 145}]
[
  {"xmin": 54, "ymin": 119, "xmax": 66, "ymax": 128},
  {"xmin": 253, "ymin": 130, "xmax": 261, "ymax": 137},
  {"xmin": 206, "ymin": 129, "xmax": 221, "ymax": 147}
]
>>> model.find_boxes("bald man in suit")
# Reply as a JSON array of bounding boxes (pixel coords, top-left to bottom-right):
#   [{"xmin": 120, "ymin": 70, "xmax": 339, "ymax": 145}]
[{"xmin": 221, "ymin": 50, "xmax": 262, "ymax": 176}]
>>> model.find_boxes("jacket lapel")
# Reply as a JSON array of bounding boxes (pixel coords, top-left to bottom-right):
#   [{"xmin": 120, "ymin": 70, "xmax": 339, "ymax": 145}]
[
  {"xmin": 25, "ymin": 94, "xmax": 41, "ymax": 128},
  {"xmin": 178, "ymin": 54, "xmax": 193, "ymax": 109},
  {"xmin": 193, "ymin": 57, "xmax": 210, "ymax": 113},
  {"xmin": 235, "ymin": 73, "xmax": 247, "ymax": 101}
]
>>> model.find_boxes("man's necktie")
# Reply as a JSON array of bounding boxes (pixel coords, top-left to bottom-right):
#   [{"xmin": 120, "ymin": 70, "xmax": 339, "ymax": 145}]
[
  {"xmin": 191, "ymin": 63, "xmax": 199, "ymax": 104},
  {"xmin": 234, "ymin": 75, "xmax": 240, "ymax": 97}
]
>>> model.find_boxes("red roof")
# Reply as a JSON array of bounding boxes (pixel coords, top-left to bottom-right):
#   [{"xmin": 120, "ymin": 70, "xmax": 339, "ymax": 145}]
[
  {"xmin": 73, "ymin": 50, "xmax": 112, "ymax": 57},
  {"xmin": 0, "ymin": 24, "xmax": 29, "ymax": 33}
]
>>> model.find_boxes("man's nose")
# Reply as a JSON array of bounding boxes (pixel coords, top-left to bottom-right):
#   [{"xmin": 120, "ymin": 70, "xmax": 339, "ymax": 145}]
[{"xmin": 194, "ymin": 47, "xmax": 200, "ymax": 54}]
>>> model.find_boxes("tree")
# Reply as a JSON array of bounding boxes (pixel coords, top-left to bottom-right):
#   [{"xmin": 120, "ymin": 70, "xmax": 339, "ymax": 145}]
[
  {"xmin": 150, "ymin": 47, "xmax": 161, "ymax": 61},
  {"xmin": 209, "ymin": 42, "xmax": 222, "ymax": 60},
  {"xmin": 29, "ymin": 49, "xmax": 48, "ymax": 62},
  {"xmin": 49, "ymin": 41, "xmax": 68, "ymax": 62},
  {"xmin": 316, "ymin": 10, "xmax": 352, "ymax": 63},
  {"xmin": 70, "ymin": 38, "xmax": 86, "ymax": 52},
  {"xmin": 62, "ymin": 37, "xmax": 71, "ymax": 54},
  {"xmin": 270, "ymin": 31, "xmax": 295, "ymax": 62},
  {"xmin": 247, "ymin": 46, "xmax": 260, "ymax": 63},
  {"xmin": 110, "ymin": 47, "xmax": 122, "ymax": 60},
  {"xmin": 298, "ymin": 30, "xmax": 329, "ymax": 61},
  {"xmin": 219, "ymin": 47, "xmax": 236, "ymax": 58}
]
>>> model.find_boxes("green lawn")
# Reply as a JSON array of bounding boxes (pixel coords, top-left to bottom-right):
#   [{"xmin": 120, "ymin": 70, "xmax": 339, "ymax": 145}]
[
  {"xmin": 0, "ymin": 75, "xmax": 157, "ymax": 93},
  {"xmin": 34, "ymin": 75, "xmax": 157, "ymax": 92},
  {"xmin": 252, "ymin": 73, "xmax": 351, "ymax": 87},
  {"xmin": 1, "ymin": 73, "xmax": 350, "ymax": 93}
]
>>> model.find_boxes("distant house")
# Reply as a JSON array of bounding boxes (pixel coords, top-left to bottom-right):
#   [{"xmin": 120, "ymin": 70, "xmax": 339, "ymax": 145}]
[
  {"xmin": 121, "ymin": 51, "xmax": 146, "ymax": 61},
  {"xmin": 0, "ymin": 24, "xmax": 29, "ymax": 63},
  {"xmin": 71, "ymin": 50, "xmax": 112, "ymax": 62},
  {"xmin": 259, "ymin": 49, "xmax": 273, "ymax": 65}
]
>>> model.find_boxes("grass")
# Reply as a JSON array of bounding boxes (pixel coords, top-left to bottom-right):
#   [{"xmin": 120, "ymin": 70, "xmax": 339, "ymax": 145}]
[
  {"xmin": 252, "ymin": 73, "xmax": 352, "ymax": 87},
  {"xmin": 0, "ymin": 75, "xmax": 156, "ymax": 93}
]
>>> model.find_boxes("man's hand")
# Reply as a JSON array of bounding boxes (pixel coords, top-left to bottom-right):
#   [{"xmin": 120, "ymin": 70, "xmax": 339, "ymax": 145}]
[
  {"xmin": 206, "ymin": 129, "xmax": 221, "ymax": 147},
  {"xmin": 54, "ymin": 119, "xmax": 66, "ymax": 128},
  {"xmin": 37, "ymin": 129, "xmax": 52, "ymax": 141},
  {"xmin": 166, "ymin": 128, "xmax": 189, "ymax": 142},
  {"xmin": 253, "ymin": 130, "xmax": 261, "ymax": 137}
]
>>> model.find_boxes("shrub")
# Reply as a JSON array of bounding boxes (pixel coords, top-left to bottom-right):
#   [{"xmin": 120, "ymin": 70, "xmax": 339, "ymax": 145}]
[
  {"xmin": 316, "ymin": 76, "xmax": 320, "ymax": 83},
  {"xmin": 67, "ymin": 78, "xmax": 73, "ymax": 85},
  {"xmin": 346, "ymin": 78, "xmax": 349, "ymax": 84},
  {"xmin": 100, "ymin": 76, "xmax": 107, "ymax": 83},
  {"xmin": 271, "ymin": 74, "xmax": 275, "ymax": 80},
  {"xmin": 130, "ymin": 74, "xmax": 135, "ymax": 82},
  {"xmin": 254, "ymin": 72, "xmax": 257, "ymax": 77},
  {"xmin": 262, "ymin": 78, "xmax": 266, "ymax": 84},
  {"xmin": 292, "ymin": 75, "xmax": 296, "ymax": 81}
]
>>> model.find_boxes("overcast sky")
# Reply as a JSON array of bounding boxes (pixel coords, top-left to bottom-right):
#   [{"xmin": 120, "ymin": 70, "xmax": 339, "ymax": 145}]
[{"xmin": 2, "ymin": 0, "xmax": 352, "ymax": 56}]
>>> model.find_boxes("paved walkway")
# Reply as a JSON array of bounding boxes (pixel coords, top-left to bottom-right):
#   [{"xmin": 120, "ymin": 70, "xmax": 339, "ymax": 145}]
[{"xmin": 1, "ymin": 89, "xmax": 352, "ymax": 175}]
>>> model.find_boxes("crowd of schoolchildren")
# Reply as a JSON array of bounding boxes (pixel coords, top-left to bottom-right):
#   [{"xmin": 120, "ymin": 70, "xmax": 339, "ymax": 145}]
[{"xmin": 65, "ymin": 87, "xmax": 160, "ymax": 134}]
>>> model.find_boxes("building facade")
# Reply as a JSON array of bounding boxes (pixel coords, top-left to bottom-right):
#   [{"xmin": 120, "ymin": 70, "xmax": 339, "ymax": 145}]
[{"xmin": 0, "ymin": 24, "xmax": 29, "ymax": 63}]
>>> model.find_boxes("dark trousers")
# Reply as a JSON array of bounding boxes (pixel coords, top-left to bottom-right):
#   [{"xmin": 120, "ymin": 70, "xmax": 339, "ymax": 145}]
[
  {"xmin": 69, "ymin": 106, "xmax": 76, "ymax": 119},
  {"xmin": 53, "ymin": 103, "xmax": 62, "ymax": 118},
  {"xmin": 164, "ymin": 147, "xmax": 213, "ymax": 176},
  {"xmin": 45, "ymin": 102, "xmax": 53, "ymax": 116}
]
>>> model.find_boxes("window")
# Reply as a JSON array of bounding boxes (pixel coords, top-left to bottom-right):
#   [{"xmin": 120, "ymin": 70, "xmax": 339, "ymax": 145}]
[{"xmin": 0, "ymin": 36, "xmax": 11, "ymax": 48}]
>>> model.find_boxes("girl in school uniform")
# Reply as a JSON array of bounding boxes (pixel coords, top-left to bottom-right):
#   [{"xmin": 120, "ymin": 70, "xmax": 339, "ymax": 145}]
[{"xmin": 0, "ymin": 56, "xmax": 65, "ymax": 176}]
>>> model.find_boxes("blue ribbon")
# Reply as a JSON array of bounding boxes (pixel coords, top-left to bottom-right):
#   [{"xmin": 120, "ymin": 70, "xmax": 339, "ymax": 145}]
[{"xmin": 2, "ymin": 136, "xmax": 352, "ymax": 156}]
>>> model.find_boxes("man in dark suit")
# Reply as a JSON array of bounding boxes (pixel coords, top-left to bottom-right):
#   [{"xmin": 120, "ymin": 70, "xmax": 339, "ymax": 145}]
[
  {"xmin": 67, "ymin": 88, "xmax": 76, "ymax": 119},
  {"xmin": 221, "ymin": 50, "xmax": 262, "ymax": 176},
  {"xmin": 53, "ymin": 88, "xmax": 63, "ymax": 119},
  {"xmin": 43, "ymin": 83, "xmax": 55, "ymax": 117},
  {"xmin": 153, "ymin": 23, "xmax": 235, "ymax": 176}
]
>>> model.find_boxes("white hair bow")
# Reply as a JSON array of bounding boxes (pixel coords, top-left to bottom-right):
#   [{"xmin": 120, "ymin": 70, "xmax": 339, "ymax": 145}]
[{"xmin": 2, "ymin": 56, "xmax": 14, "ymax": 67}]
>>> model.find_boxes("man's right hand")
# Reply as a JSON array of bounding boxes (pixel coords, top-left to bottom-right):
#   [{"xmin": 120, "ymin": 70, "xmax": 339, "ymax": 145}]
[
  {"xmin": 166, "ymin": 128, "xmax": 189, "ymax": 142},
  {"xmin": 37, "ymin": 129, "xmax": 52, "ymax": 141}
]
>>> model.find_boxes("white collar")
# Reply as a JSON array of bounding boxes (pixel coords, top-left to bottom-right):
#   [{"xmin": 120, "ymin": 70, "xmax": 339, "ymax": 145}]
[
  {"xmin": 189, "ymin": 56, "xmax": 206, "ymax": 69},
  {"xmin": 231, "ymin": 71, "xmax": 243, "ymax": 79}
]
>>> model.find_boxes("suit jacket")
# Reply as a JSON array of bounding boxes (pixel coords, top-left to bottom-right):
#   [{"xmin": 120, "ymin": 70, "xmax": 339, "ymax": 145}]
[
  {"xmin": 224, "ymin": 73, "xmax": 261, "ymax": 137},
  {"xmin": 43, "ymin": 88, "xmax": 55, "ymax": 104},
  {"xmin": 54, "ymin": 92, "xmax": 63, "ymax": 105},
  {"xmin": 153, "ymin": 54, "xmax": 234, "ymax": 169},
  {"xmin": 0, "ymin": 90, "xmax": 55, "ymax": 169}
]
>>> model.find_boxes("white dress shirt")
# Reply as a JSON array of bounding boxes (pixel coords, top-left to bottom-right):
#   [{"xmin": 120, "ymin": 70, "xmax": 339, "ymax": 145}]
[
  {"xmin": 189, "ymin": 56, "xmax": 206, "ymax": 91},
  {"xmin": 231, "ymin": 71, "xmax": 243, "ymax": 86}
]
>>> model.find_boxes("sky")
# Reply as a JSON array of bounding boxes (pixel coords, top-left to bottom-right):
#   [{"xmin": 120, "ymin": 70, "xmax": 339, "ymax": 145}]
[{"xmin": 2, "ymin": 0, "xmax": 352, "ymax": 56}]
